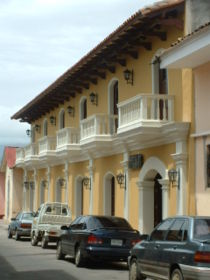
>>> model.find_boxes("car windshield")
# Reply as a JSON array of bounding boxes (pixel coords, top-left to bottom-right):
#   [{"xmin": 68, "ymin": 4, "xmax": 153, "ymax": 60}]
[
  {"xmin": 22, "ymin": 213, "xmax": 34, "ymax": 220},
  {"xmin": 94, "ymin": 217, "xmax": 133, "ymax": 230},
  {"xmin": 193, "ymin": 218, "xmax": 210, "ymax": 240}
]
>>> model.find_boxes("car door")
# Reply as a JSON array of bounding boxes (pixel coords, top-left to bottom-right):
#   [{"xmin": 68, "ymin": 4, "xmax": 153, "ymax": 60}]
[
  {"xmin": 10, "ymin": 212, "xmax": 22, "ymax": 233},
  {"xmin": 139, "ymin": 219, "xmax": 174, "ymax": 279}
]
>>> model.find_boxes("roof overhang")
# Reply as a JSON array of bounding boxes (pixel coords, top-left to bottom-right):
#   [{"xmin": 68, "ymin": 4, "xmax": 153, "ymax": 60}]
[{"xmin": 160, "ymin": 24, "xmax": 210, "ymax": 69}]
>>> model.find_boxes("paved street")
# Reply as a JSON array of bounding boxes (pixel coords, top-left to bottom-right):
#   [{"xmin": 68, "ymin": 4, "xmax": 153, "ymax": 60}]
[{"xmin": 0, "ymin": 220, "xmax": 129, "ymax": 280}]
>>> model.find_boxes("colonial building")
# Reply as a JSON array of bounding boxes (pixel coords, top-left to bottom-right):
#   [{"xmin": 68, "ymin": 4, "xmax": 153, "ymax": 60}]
[
  {"xmin": 161, "ymin": 0, "xmax": 210, "ymax": 216},
  {"xmin": 12, "ymin": 0, "xmax": 192, "ymax": 233}
]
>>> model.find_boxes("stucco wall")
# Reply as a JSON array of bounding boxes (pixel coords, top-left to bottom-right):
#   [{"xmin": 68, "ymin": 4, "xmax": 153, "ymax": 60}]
[{"xmin": 0, "ymin": 172, "xmax": 5, "ymax": 218}]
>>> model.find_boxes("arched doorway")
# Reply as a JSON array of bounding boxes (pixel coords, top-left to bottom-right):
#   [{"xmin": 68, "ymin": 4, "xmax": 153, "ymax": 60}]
[
  {"xmin": 43, "ymin": 119, "xmax": 48, "ymax": 136},
  {"xmin": 75, "ymin": 176, "xmax": 84, "ymax": 217},
  {"xmin": 138, "ymin": 157, "xmax": 169, "ymax": 234},
  {"xmin": 104, "ymin": 173, "xmax": 115, "ymax": 216},
  {"xmin": 55, "ymin": 179, "xmax": 62, "ymax": 202},
  {"xmin": 29, "ymin": 182, "xmax": 34, "ymax": 211},
  {"xmin": 59, "ymin": 109, "xmax": 65, "ymax": 129}
]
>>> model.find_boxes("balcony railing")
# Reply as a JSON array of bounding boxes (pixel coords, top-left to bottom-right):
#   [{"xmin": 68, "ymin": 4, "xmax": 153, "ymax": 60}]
[
  {"xmin": 118, "ymin": 94, "xmax": 174, "ymax": 128},
  {"xmin": 16, "ymin": 148, "xmax": 25, "ymax": 163},
  {"xmin": 24, "ymin": 143, "xmax": 38, "ymax": 158},
  {"xmin": 80, "ymin": 114, "xmax": 118, "ymax": 140},
  {"xmin": 38, "ymin": 136, "xmax": 56, "ymax": 154},
  {"xmin": 56, "ymin": 127, "xmax": 80, "ymax": 149}
]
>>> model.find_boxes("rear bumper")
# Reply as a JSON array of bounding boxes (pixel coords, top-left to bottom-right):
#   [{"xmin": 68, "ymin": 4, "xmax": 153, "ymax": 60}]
[
  {"xmin": 17, "ymin": 228, "xmax": 31, "ymax": 237},
  {"xmin": 82, "ymin": 246, "xmax": 130, "ymax": 261},
  {"xmin": 180, "ymin": 264, "xmax": 210, "ymax": 280}
]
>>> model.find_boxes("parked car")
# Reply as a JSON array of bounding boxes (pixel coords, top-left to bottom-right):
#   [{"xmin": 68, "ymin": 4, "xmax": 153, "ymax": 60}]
[
  {"xmin": 56, "ymin": 215, "xmax": 142, "ymax": 267},
  {"xmin": 8, "ymin": 211, "xmax": 34, "ymax": 240},
  {"xmin": 128, "ymin": 216, "xmax": 210, "ymax": 280}
]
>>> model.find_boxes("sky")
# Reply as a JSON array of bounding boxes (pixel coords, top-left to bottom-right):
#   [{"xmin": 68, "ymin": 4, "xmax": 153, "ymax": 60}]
[{"xmin": 0, "ymin": 0, "xmax": 157, "ymax": 159}]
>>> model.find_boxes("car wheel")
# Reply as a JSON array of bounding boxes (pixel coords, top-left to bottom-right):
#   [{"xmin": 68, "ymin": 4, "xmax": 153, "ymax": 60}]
[
  {"xmin": 41, "ymin": 236, "xmax": 48, "ymax": 249},
  {"xmin": 15, "ymin": 230, "xmax": 20, "ymax": 241},
  {"xmin": 129, "ymin": 258, "xmax": 144, "ymax": 280},
  {"xmin": 75, "ymin": 246, "xmax": 85, "ymax": 267},
  {"xmin": 8, "ymin": 228, "xmax": 12, "ymax": 239},
  {"xmin": 56, "ymin": 241, "xmax": 65, "ymax": 260},
  {"xmin": 31, "ymin": 233, "xmax": 38, "ymax": 246},
  {"xmin": 171, "ymin": 268, "xmax": 184, "ymax": 280}
]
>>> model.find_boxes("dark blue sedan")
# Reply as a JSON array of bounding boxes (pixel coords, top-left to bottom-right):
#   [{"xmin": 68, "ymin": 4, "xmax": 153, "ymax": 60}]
[
  {"xmin": 8, "ymin": 211, "xmax": 34, "ymax": 240},
  {"xmin": 56, "ymin": 215, "xmax": 142, "ymax": 267},
  {"xmin": 128, "ymin": 216, "xmax": 210, "ymax": 280}
]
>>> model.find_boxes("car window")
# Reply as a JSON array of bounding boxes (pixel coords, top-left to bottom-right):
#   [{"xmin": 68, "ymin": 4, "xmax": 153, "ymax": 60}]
[
  {"xmin": 22, "ymin": 213, "xmax": 34, "ymax": 220},
  {"xmin": 166, "ymin": 219, "xmax": 186, "ymax": 242},
  {"xmin": 71, "ymin": 217, "xmax": 82, "ymax": 226},
  {"xmin": 94, "ymin": 216, "xmax": 133, "ymax": 230},
  {"xmin": 193, "ymin": 218, "xmax": 210, "ymax": 240},
  {"xmin": 181, "ymin": 219, "xmax": 189, "ymax": 241},
  {"xmin": 15, "ymin": 213, "xmax": 22, "ymax": 220},
  {"xmin": 150, "ymin": 219, "xmax": 174, "ymax": 241}
]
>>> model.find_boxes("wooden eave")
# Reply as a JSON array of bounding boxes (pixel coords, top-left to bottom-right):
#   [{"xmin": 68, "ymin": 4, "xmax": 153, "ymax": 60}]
[{"xmin": 11, "ymin": 0, "xmax": 184, "ymax": 123}]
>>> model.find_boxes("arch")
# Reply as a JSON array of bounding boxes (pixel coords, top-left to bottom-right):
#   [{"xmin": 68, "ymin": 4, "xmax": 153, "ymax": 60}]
[
  {"xmin": 43, "ymin": 119, "xmax": 48, "ymax": 136},
  {"xmin": 139, "ymin": 156, "xmax": 167, "ymax": 181},
  {"xmin": 103, "ymin": 172, "xmax": 115, "ymax": 216},
  {"xmin": 79, "ymin": 97, "xmax": 87, "ymax": 121},
  {"xmin": 59, "ymin": 108, "xmax": 65, "ymax": 129},
  {"xmin": 74, "ymin": 175, "xmax": 84, "ymax": 217}
]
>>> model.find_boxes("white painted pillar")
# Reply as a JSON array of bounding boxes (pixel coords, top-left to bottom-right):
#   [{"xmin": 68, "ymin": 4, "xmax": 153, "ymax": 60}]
[
  {"xmin": 33, "ymin": 169, "xmax": 37, "ymax": 211},
  {"xmin": 171, "ymin": 141, "xmax": 188, "ymax": 215},
  {"xmin": 137, "ymin": 180, "xmax": 154, "ymax": 234},
  {"xmin": 23, "ymin": 169, "xmax": 27, "ymax": 211},
  {"xmin": 158, "ymin": 179, "xmax": 170, "ymax": 220},
  {"xmin": 121, "ymin": 152, "xmax": 129, "ymax": 220},
  {"xmin": 88, "ymin": 159, "xmax": 94, "ymax": 214},
  {"xmin": 64, "ymin": 161, "xmax": 69, "ymax": 204},
  {"xmin": 46, "ymin": 166, "xmax": 51, "ymax": 202}
]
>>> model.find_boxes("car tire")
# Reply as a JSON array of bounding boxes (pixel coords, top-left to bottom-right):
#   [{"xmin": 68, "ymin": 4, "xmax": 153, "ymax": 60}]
[
  {"xmin": 41, "ymin": 236, "xmax": 48, "ymax": 249},
  {"xmin": 8, "ymin": 228, "xmax": 12, "ymax": 239},
  {"xmin": 171, "ymin": 268, "xmax": 184, "ymax": 280},
  {"xmin": 31, "ymin": 233, "xmax": 38, "ymax": 246},
  {"xmin": 56, "ymin": 241, "xmax": 65, "ymax": 260},
  {"xmin": 15, "ymin": 230, "xmax": 20, "ymax": 241},
  {"xmin": 129, "ymin": 258, "xmax": 144, "ymax": 280},
  {"xmin": 75, "ymin": 246, "xmax": 85, "ymax": 267}
]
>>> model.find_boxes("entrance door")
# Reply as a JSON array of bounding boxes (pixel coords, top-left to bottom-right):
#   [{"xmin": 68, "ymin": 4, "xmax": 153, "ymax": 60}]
[
  {"xmin": 154, "ymin": 173, "xmax": 162, "ymax": 227},
  {"xmin": 159, "ymin": 68, "xmax": 168, "ymax": 120}
]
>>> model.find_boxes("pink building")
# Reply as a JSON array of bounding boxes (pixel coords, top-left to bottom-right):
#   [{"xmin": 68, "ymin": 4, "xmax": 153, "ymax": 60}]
[{"xmin": 0, "ymin": 171, "xmax": 5, "ymax": 219}]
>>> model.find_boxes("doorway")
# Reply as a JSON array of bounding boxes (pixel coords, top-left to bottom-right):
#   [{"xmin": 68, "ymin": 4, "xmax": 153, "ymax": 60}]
[
  {"xmin": 104, "ymin": 173, "xmax": 115, "ymax": 216},
  {"xmin": 154, "ymin": 173, "xmax": 162, "ymax": 227}
]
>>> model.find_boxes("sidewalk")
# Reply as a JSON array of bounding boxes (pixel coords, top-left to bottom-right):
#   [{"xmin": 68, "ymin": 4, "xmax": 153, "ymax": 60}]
[{"xmin": 0, "ymin": 219, "xmax": 8, "ymax": 231}]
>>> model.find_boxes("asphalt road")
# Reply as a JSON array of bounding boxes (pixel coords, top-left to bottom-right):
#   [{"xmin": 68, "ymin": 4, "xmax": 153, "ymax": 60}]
[{"xmin": 0, "ymin": 220, "xmax": 129, "ymax": 280}]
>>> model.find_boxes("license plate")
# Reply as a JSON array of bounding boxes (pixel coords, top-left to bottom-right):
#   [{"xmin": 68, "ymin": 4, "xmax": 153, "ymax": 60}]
[{"xmin": 111, "ymin": 239, "xmax": 123, "ymax": 246}]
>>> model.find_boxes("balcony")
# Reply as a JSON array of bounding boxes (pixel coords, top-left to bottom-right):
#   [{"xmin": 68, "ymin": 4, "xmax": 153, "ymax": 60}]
[
  {"xmin": 117, "ymin": 94, "xmax": 189, "ymax": 149},
  {"xmin": 24, "ymin": 143, "xmax": 39, "ymax": 165},
  {"xmin": 16, "ymin": 148, "xmax": 25, "ymax": 166},
  {"xmin": 38, "ymin": 136, "xmax": 56, "ymax": 161},
  {"xmin": 56, "ymin": 127, "xmax": 80, "ymax": 158}
]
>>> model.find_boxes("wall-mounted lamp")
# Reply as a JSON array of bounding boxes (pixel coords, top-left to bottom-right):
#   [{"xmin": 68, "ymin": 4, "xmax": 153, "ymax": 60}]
[
  {"xmin": 83, "ymin": 176, "xmax": 91, "ymax": 190},
  {"xmin": 35, "ymin": 124, "xmax": 41, "ymax": 133},
  {"xmin": 58, "ymin": 178, "xmax": 66, "ymax": 188},
  {"xmin": 67, "ymin": 106, "xmax": 75, "ymax": 117},
  {"xmin": 29, "ymin": 181, "xmax": 35, "ymax": 188},
  {"xmin": 89, "ymin": 92, "xmax": 98, "ymax": 106},
  {"xmin": 116, "ymin": 172, "xmax": 126, "ymax": 189},
  {"xmin": 26, "ymin": 129, "xmax": 31, "ymax": 137},
  {"xmin": 41, "ymin": 180, "xmax": 48, "ymax": 188},
  {"xmin": 24, "ymin": 181, "xmax": 29, "ymax": 188},
  {"xmin": 50, "ymin": 116, "xmax": 56, "ymax": 126},
  {"xmin": 168, "ymin": 168, "xmax": 180, "ymax": 189},
  {"xmin": 123, "ymin": 69, "xmax": 133, "ymax": 85}
]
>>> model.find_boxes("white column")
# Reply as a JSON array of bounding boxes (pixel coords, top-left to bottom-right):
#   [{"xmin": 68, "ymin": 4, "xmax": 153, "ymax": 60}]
[
  {"xmin": 158, "ymin": 179, "xmax": 170, "ymax": 220},
  {"xmin": 171, "ymin": 141, "xmax": 188, "ymax": 215},
  {"xmin": 46, "ymin": 166, "xmax": 51, "ymax": 202},
  {"xmin": 23, "ymin": 169, "xmax": 27, "ymax": 211},
  {"xmin": 137, "ymin": 180, "xmax": 154, "ymax": 234},
  {"xmin": 64, "ymin": 161, "xmax": 69, "ymax": 204},
  {"xmin": 33, "ymin": 169, "xmax": 37, "ymax": 211},
  {"xmin": 88, "ymin": 159, "xmax": 94, "ymax": 214},
  {"xmin": 121, "ymin": 152, "xmax": 129, "ymax": 220}
]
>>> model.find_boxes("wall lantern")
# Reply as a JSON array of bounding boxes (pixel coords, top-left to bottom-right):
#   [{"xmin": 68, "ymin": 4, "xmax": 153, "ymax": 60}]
[
  {"xmin": 89, "ymin": 92, "xmax": 98, "ymax": 106},
  {"xmin": 58, "ymin": 178, "xmax": 66, "ymax": 188},
  {"xmin": 168, "ymin": 168, "xmax": 180, "ymax": 189},
  {"xmin": 26, "ymin": 129, "xmax": 31, "ymax": 137},
  {"xmin": 24, "ymin": 181, "xmax": 29, "ymax": 188},
  {"xmin": 83, "ymin": 176, "xmax": 91, "ymax": 190},
  {"xmin": 50, "ymin": 116, "xmax": 56, "ymax": 126},
  {"xmin": 123, "ymin": 69, "xmax": 133, "ymax": 85},
  {"xmin": 116, "ymin": 172, "xmax": 126, "ymax": 189},
  {"xmin": 67, "ymin": 106, "xmax": 75, "ymax": 117},
  {"xmin": 35, "ymin": 124, "xmax": 41, "ymax": 133}
]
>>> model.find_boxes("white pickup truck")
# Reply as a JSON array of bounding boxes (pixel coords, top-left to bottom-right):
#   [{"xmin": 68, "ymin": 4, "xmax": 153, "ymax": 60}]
[{"xmin": 31, "ymin": 202, "xmax": 72, "ymax": 248}]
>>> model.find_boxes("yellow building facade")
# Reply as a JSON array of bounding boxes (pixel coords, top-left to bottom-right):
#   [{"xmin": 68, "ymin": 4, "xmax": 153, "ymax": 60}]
[{"xmin": 13, "ymin": 0, "xmax": 193, "ymax": 234}]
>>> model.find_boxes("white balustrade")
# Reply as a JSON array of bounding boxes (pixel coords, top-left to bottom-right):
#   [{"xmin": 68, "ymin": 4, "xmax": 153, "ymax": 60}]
[
  {"xmin": 38, "ymin": 136, "xmax": 56, "ymax": 154},
  {"xmin": 56, "ymin": 127, "xmax": 80, "ymax": 148},
  {"xmin": 24, "ymin": 143, "xmax": 38, "ymax": 158},
  {"xmin": 80, "ymin": 114, "xmax": 118, "ymax": 140},
  {"xmin": 118, "ymin": 94, "xmax": 174, "ymax": 128},
  {"xmin": 16, "ymin": 148, "xmax": 25, "ymax": 162}
]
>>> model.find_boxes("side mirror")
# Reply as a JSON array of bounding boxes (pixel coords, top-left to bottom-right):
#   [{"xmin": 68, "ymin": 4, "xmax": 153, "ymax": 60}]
[
  {"xmin": 11, "ymin": 218, "xmax": 16, "ymax": 221},
  {"xmin": 141, "ymin": 234, "xmax": 149, "ymax": 241},
  {"xmin": 61, "ymin": 225, "xmax": 69, "ymax": 231}
]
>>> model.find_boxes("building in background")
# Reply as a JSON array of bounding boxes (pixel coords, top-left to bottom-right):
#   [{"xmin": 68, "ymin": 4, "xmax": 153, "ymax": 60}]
[
  {"xmin": 0, "ymin": 147, "xmax": 23, "ymax": 222},
  {"xmin": 11, "ymin": 0, "xmax": 193, "ymax": 234},
  {"xmin": 0, "ymin": 170, "xmax": 5, "ymax": 219}
]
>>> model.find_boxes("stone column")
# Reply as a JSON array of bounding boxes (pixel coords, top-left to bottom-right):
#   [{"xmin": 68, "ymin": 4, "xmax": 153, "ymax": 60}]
[
  {"xmin": 33, "ymin": 169, "xmax": 37, "ymax": 211},
  {"xmin": 121, "ymin": 152, "xmax": 129, "ymax": 220},
  {"xmin": 137, "ymin": 180, "xmax": 154, "ymax": 234},
  {"xmin": 171, "ymin": 141, "xmax": 188, "ymax": 215},
  {"xmin": 64, "ymin": 162, "xmax": 69, "ymax": 204},
  {"xmin": 158, "ymin": 179, "xmax": 170, "ymax": 220}
]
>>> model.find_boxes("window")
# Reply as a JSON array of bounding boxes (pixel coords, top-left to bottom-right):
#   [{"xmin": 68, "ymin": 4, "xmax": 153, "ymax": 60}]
[
  {"xmin": 59, "ymin": 109, "xmax": 65, "ymax": 129},
  {"xmin": 150, "ymin": 219, "xmax": 174, "ymax": 241},
  {"xmin": 207, "ymin": 145, "xmax": 210, "ymax": 188},
  {"xmin": 166, "ymin": 219, "xmax": 187, "ymax": 242},
  {"xmin": 194, "ymin": 218, "xmax": 210, "ymax": 240},
  {"xmin": 43, "ymin": 119, "xmax": 48, "ymax": 136}
]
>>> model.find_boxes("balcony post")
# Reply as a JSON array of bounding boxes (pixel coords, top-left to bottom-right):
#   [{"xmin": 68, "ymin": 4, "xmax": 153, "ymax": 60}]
[{"xmin": 140, "ymin": 96, "xmax": 147, "ymax": 120}]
